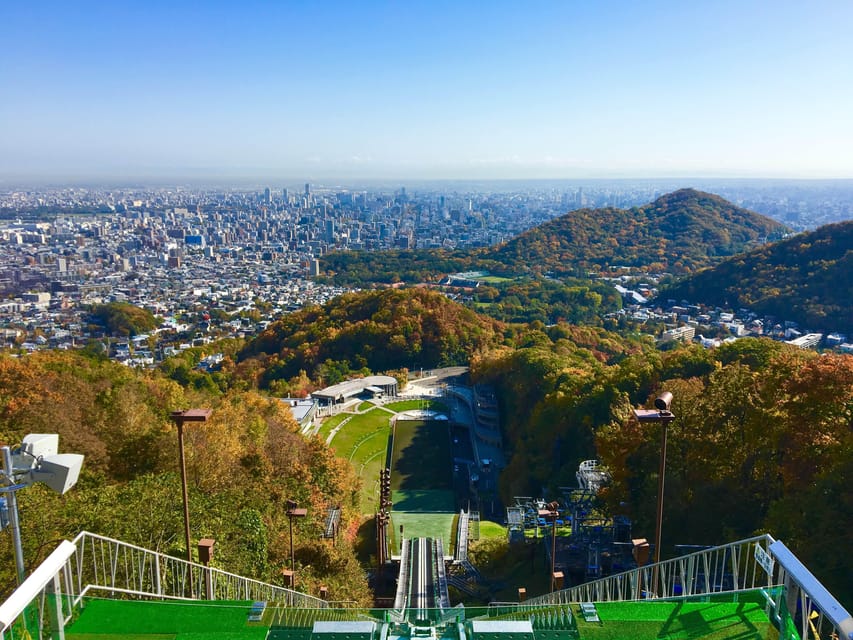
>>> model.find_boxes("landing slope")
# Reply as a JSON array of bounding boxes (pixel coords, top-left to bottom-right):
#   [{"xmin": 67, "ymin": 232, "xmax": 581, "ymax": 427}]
[{"xmin": 390, "ymin": 417, "xmax": 455, "ymax": 545}]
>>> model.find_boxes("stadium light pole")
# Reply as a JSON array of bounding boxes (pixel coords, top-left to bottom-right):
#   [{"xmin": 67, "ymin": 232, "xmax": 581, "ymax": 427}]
[
  {"xmin": 286, "ymin": 500, "xmax": 307, "ymax": 588},
  {"xmin": 633, "ymin": 392, "xmax": 675, "ymax": 594},
  {"xmin": 171, "ymin": 408, "xmax": 212, "ymax": 597}
]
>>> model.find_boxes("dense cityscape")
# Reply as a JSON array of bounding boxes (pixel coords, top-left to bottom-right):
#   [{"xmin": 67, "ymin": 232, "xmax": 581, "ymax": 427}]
[{"xmin": 1, "ymin": 180, "xmax": 851, "ymax": 362}]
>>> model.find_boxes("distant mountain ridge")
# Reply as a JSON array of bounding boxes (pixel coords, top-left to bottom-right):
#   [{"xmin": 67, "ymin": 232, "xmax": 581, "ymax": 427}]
[
  {"xmin": 663, "ymin": 220, "xmax": 853, "ymax": 334},
  {"xmin": 486, "ymin": 188, "xmax": 786, "ymax": 275}
]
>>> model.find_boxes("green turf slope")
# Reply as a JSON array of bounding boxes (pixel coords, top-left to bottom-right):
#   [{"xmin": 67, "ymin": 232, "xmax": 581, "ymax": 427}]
[
  {"xmin": 576, "ymin": 600, "xmax": 778, "ymax": 640},
  {"xmin": 66, "ymin": 598, "xmax": 269, "ymax": 640}
]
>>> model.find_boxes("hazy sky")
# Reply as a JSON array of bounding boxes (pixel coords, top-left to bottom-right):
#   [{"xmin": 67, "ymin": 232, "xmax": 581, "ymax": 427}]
[{"xmin": 2, "ymin": 1, "xmax": 852, "ymax": 181}]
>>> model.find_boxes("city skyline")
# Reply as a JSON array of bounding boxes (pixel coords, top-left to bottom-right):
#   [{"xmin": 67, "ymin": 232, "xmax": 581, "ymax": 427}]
[{"xmin": 2, "ymin": 1, "xmax": 853, "ymax": 182}]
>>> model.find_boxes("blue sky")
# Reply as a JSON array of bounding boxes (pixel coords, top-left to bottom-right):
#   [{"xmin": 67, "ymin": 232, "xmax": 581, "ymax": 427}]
[{"xmin": 2, "ymin": 1, "xmax": 852, "ymax": 181}]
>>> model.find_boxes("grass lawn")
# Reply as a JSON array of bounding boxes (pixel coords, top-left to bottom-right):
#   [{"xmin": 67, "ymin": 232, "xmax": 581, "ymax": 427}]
[
  {"xmin": 357, "ymin": 443, "xmax": 390, "ymax": 512},
  {"xmin": 329, "ymin": 409, "xmax": 392, "ymax": 457},
  {"xmin": 478, "ymin": 520, "xmax": 507, "ymax": 540},
  {"xmin": 327, "ymin": 409, "xmax": 394, "ymax": 511},
  {"xmin": 524, "ymin": 524, "xmax": 572, "ymax": 539},
  {"xmin": 478, "ymin": 275, "xmax": 514, "ymax": 283},
  {"xmin": 357, "ymin": 401, "xmax": 374, "ymax": 412},
  {"xmin": 316, "ymin": 413, "xmax": 350, "ymax": 442}
]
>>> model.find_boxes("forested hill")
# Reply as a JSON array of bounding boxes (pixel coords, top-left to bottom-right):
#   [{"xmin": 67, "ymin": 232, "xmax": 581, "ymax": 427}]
[
  {"xmin": 487, "ymin": 189, "xmax": 786, "ymax": 275},
  {"xmin": 664, "ymin": 220, "xmax": 853, "ymax": 334},
  {"xmin": 238, "ymin": 288, "xmax": 505, "ymax": 388}
]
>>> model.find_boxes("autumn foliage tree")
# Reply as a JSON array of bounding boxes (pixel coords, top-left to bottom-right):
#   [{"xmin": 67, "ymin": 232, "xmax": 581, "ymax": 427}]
[
  {"xmin": 0, "ymin": 351, "xmax": 370, "ymax": 603},
  {"xmin": 475, "ymin": 335, "xmax": 851, "ymax": 607}
]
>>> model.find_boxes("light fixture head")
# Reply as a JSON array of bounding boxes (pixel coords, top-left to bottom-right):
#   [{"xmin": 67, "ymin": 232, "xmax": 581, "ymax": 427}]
[
  {"xmin": 654, "ymin": 392, "xmax": 673, "ymax": 412},
  {"xmin": 21, "ymin": 434, "xmax": 59, "ymax": 459},
  {"xmin": 30, "ymin": 453, "xmax": 84, "ymax": 495}
]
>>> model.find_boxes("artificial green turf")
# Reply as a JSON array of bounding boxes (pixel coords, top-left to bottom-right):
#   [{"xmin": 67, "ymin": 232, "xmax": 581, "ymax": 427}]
[
  {"xmin": 388, "ymin": 417, "xmax": 455, "ymax": 543},
  {"xmin": 391, "ymin": 489, "xmax": 456, "ymax": 512},
  {"xmin": 390, "ymin": 512, "xmax": 456, "ymax": 548},
  {"xmin": 66, "ymin": 635, "xmax": 175, "ymax": 640},
  {"xmin": 322, "ymin": 403, "xmax": 455, "ymax": 515},
  {"xmin": 575, "ymin": 601, "xmax": 778, "ymax": 640},
  {"xmin": 391, "ymin": 419, "xmax": 453, "ymax": 492},
  {"xmin": 66, "ymin": 599, "xmax": 269, "ymax": 640}
]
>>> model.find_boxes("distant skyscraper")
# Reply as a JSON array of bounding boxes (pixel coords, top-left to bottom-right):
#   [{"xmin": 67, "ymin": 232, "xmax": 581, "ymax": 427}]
[
  {"xmin": 263, "ymin": 187, "xmax": 271, "ymax": 204},
  {"xmin": 305, "ymin": 183, "xmax": 310, "ymax": 196},
  {"xmin": 282, "ymin": 188, "xmax": 288, "ymax": 201}
]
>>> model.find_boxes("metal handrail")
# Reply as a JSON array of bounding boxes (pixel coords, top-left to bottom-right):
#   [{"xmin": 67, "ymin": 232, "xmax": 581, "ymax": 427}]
[
  {"xmin": 524, "ymin": 533, "xmax": 853, "ymax": 640},
  {"xmin": 526, "ymin": 534, "xmax": 777, "ymax": 605},
  {"xmin": 71, "ymin": 531, "xmax": 327, "ymax": 607},
  {"xmin": 0, "ymin": 530, "xmax": 327, "ymax": 640}
]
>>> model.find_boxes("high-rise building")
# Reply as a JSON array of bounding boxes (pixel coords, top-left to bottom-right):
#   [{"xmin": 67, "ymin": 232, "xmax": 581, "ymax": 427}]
[{"xmin": 304, "ymin": 183, "xmax": 310, "ymax": 196}]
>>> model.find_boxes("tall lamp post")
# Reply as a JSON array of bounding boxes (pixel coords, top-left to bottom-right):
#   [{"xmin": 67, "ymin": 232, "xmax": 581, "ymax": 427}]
[
  {"xmin": 286, "ymin": 500, "xmax": 307, "ymax": 588},
  {"xmin": 171, "ymin": 408, "xmax": 211, "ymax": 598},
  {"xmin": 171, "ymin": 409, "xmax": 212, "ymax": 564},
  {"xmin": 633, "ymin": 392, "xmax": 675, "ymax": 594},
  {"xmin": 539, "ymin": 501, "xmax": 561, "ymax": 593}
]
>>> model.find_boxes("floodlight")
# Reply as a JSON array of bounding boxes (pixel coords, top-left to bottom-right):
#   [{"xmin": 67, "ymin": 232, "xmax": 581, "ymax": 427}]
[
  {"xmin": 11, "ymin": 434, "xmax": 61, "ymax": 471},
  {"xmin": 21, "ymin": 434, "xmax": 59, "ymax": 459},
  {"xmin": 2, "ymin": 434, "xmax": 84, "ymax": 584},
  {"xmin": 30, "ymin": 453, "xmax": 84, "ymax": 495},
  {"xmin": 654, "ymin": 392, "xmax": 673, "ymax": 412}
]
